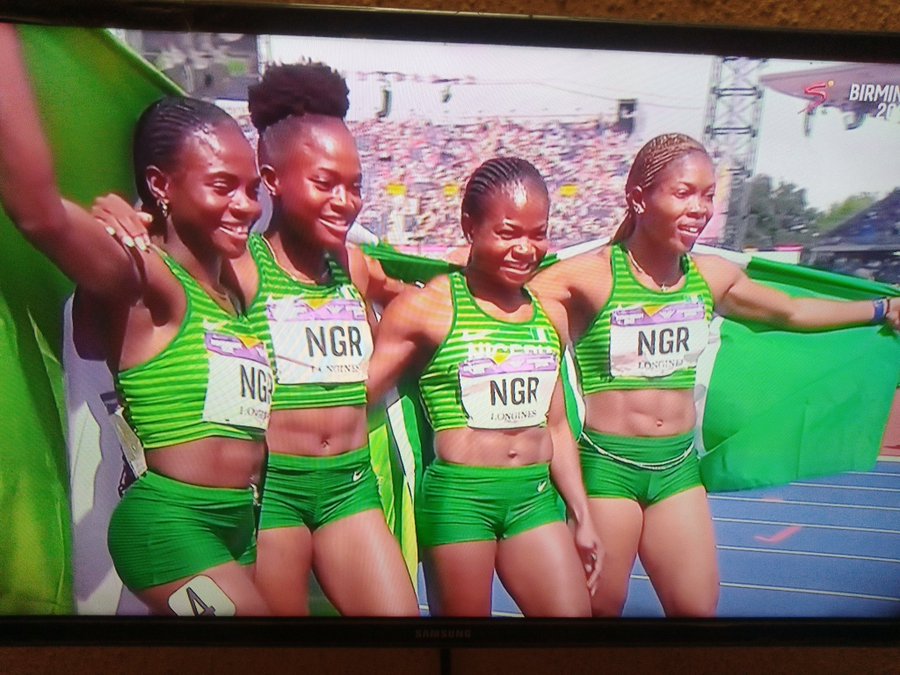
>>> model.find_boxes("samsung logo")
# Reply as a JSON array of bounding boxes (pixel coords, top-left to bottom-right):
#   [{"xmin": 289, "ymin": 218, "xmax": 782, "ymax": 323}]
[{"xmin": 414, "ymin": 628, "xmax": 473, "ymax": 640}]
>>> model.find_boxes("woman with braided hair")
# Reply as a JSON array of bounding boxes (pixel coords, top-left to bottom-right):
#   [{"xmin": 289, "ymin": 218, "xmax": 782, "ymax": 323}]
[
  {"xmin": 368, "ymin": 157, "xmax": 601, "ymax": 617},
  {"xmin": 0, "ymin": 25, "xmax": 273, "ymax": 615},
  {"xmin": 531, "ymin": 132, "xmax": 900, "ymax": 617}
]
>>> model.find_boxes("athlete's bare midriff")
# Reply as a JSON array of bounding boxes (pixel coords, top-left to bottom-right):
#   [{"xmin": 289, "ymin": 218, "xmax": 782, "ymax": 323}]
[
  {"xmin": 266, "ymin": 404, "xmax": 369, "ymax": 457},
  {"xmin": 146, "ymin": 436, "xmax": 265, "ymax": 489},
  {"xmin": 434, "ymin": 425, "xmax": 553, "ymax": 467},
  {"xmin": 584, "ymin": 387, "xmax": 696, "ymax": 437}
]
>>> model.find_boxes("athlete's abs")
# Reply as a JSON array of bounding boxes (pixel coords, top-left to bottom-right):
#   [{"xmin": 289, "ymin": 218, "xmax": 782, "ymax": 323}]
[
  {"xmin": 584, "ymin": 388, "xmax": 696, "ymax": 437},
  {"xmin": 435, "ymin": 426, "xmax": 553, "ymax": 467},
  {"xmin": 266, "ymin": 404, "xmax": 369, "ymax": 457},
  {"xmin": 146, "ymin": 436, "xmax": 265, "ymax": 489}
]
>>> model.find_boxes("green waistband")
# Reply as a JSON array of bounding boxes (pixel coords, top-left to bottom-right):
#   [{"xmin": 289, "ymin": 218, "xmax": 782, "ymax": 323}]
[
  {"xmin": 430, "ymin": 459, "xmax": 550, "ymax": 479},
  {"xmin": 267, "ymin": 445, "xmax": 369, "ymax": 470},
  {"xmin": 137, "ymin": 470, "xmax": 257, "ymax": 503}
]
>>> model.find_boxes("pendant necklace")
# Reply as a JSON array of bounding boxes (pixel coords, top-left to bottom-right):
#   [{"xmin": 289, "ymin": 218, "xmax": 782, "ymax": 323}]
[{"xmin": 626, "ymin": 247, "xmax": 681, "ymax": 292}]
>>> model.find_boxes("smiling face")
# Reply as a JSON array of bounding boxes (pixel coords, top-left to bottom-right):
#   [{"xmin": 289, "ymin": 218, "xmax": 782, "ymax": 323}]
[
  {"xmin": 159, "ymin": 122, "xmax": 262, "ymax": 259},
  {"xmin": 631, "ymin": 151, "xmax": 716, "ymax": 254},
  {"xmin": 464, "ymin": 179, "xmax": 550, "ymax": 290},
  {"xmin": 264, "ymin": 116, "xmax": 362, "ymax": 251}
]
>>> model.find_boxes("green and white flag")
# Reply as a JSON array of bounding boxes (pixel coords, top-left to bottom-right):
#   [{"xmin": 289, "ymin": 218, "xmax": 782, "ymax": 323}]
[
  {"xmin": 691, "ymin": 247, "xmax": 899, "ymax": 492},
  {"xmin": 0, "ymin": 25, "xmax": 180, "ymax": 615}
]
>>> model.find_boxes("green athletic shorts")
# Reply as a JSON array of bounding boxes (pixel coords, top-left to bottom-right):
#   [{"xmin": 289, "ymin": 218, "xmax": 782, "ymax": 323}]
[
  {"xmin": 107, "ymin": 471, "xmax": 258, "ymax": 592},
  {"xmin": 416, "ymin": 460, "xmax": 565, "ymax": 548},
  {"xmin": 258, "ymin": 446, "xmax": 383, "ymax": 532},
  {"xmin": 579, "ymin": 429, "xmax": 701, "ymax": 506}
]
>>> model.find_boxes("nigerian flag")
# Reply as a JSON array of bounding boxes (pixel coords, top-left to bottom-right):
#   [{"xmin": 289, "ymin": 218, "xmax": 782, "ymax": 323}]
[
  {"xmin": 691, "ymin": 248, "xmax": 899, "ymax": 492},
  {"xmin": 365, "ymin": 240, "xmax": 900, "ymax": 494},
  {"xmin": 0, "ymin": 26, "xmax": 180, "ymax": 614}
]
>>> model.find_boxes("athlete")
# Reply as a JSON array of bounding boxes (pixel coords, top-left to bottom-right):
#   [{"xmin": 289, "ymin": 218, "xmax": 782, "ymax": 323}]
[
  {"xmin": 0, "ymin": 25, "xmax": 273, "ymax": 616},
  {"xmin": 368, "ymin": 157, "xmax": 602, "ymax": 617},
  {"xmin": 86, "ymin": 61, "xmax": 415, "ymax": 616},
  {"xmin": 531, "ymin": 132, "xmax": 900, "ymax": 617},
  {"xmin": 238, "ymin": 62, "xmax": 416, "ymax": 616}
]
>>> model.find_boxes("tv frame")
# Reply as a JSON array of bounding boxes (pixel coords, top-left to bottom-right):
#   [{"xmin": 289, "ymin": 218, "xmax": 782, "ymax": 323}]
[{"xmin": 0, "ymin": 0, "xmax": 898, "ymax": 650}]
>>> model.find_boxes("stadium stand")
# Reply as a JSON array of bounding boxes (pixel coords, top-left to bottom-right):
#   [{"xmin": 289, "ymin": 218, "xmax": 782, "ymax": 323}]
[{"xmin": 807, "ymin": 189, "xmax": 900, "ymax": 284}]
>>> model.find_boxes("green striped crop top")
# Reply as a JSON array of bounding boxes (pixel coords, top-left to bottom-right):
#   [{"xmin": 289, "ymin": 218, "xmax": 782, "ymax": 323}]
[
  {"xmin": 418, "ymin": 272, "xmax": 561, "ymax": 432},
  {"xmin": 115, "ymin": 251, "xmax": 273, "ymax": 450},
  {"xmin": 573, "ymin": 244, "xmax": 714, "ymax": 394},
  {"xmin": 245, "ymin": 234, "xmax": 372, "ymax": 410}
]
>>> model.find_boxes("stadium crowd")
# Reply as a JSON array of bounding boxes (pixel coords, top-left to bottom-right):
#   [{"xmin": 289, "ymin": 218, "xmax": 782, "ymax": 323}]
[{"xmin": 346, "ymin": 117, "xmax": 637, "ymax": 250}]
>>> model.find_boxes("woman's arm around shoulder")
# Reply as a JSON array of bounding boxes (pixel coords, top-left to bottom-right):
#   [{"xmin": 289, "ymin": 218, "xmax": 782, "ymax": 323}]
[
  {"xmin": 530, "ymin": 247, "xmax": 613, "ymax": 344},
  {"xmin": 366, "ymin": 275, "xmax": 452, "ymax": 404},
  {"xmin": 347, "ymin": 245, "xmax": 406, "ymax": 308}
]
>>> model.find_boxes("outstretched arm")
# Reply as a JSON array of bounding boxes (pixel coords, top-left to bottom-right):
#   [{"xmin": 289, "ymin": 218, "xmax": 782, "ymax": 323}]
[
  {"xmin": 696, "ymin": 254, "xmax": 900, "ymax": 331},
  {"xmin": 0, "ymin": 24, "xmax": 146, "ymax": 301},
  {"xmin": 547, "ymin": 379, "xmax": 602, "ymax": 594}
]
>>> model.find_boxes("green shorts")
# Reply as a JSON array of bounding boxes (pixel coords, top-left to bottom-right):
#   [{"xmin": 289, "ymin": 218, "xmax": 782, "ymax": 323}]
[
  {"xmin": 258, "ymin": 446, "xmax": 383, "ymax": 532},
  {"xmin": 579, "ymin": 429, "xmax": 701, "ymax": 506},
  {"xmin": 107, "ymin": 471, "xmax": 258, "ymax": 592},
  {"xmin": 416, "ymin": 460, "xmax": 565, "ymax": 548}
]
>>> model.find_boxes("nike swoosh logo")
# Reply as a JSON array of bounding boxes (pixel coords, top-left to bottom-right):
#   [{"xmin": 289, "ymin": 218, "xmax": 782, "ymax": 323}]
[
  {"xmin": 461, "ymin": 330, "xmax": 494, "ymax": 342},
  {"xmin": 537, "ymin": 480, "xmax": 548, "ymax": 493},
  {"xmin": 352, "ymin": 470, "xmax": 364, "ymax": 483}
]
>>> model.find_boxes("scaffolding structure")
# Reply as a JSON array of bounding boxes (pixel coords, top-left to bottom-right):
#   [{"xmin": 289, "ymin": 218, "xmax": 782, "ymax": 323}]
[{"xmin": 703, "ymin": 57, "xmax": 767, "ymax": 250}]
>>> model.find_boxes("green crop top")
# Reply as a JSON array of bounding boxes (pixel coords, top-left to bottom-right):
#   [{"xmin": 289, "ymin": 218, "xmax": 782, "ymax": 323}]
[
  {"xmin": 245, "ymin": 234, "xmax": 371, "ymax": 410},
  {"xmin": 573, "ymin": 244, "xmax": 714, "ymax": 394},
  {"xmin": 115, "ymin": 251, "xmax": 273, "ymax": 450},
  {"xmin": 418, "ymin": 272, "xmax": 561, "ymax": 432}
]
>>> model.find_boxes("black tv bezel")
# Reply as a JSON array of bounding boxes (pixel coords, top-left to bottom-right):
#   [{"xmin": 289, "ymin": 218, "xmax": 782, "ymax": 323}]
[{"xmin": 0, "ymin": 0, "xmax": 898, "ymax": 649}]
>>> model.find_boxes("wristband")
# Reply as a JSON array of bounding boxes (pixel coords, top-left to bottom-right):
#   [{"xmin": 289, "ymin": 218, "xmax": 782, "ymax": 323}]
[{"xmin": 871, "ymin": 297, "xmax": 888, "ymax": 323}]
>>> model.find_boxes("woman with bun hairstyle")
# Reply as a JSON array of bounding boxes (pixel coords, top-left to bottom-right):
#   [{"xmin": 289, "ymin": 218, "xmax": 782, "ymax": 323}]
[
  {"xmin": 531, "ymin": 132, "xmax": 900, "ymax": 617},
  {"xmin": 0, "ymin": 25, "xmax": 273, "ymax": 615},
  {"xmin": 368, "ymin": 157, "xmax": 601, "ymax": 617},
  {"xmin": 234, "ymin": 62, "xmax": 417, "ymax": 616}
]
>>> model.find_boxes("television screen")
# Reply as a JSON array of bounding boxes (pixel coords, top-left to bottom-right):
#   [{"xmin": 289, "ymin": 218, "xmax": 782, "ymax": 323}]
[{"xmin": 0, "ymin": 1, "xmax": 897, "ymax": 648}]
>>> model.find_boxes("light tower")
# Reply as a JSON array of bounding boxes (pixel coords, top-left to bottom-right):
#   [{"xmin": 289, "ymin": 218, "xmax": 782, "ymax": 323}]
[{"xmin": 703, "ymin": 57, "xmax": 767, "ymax": 250}]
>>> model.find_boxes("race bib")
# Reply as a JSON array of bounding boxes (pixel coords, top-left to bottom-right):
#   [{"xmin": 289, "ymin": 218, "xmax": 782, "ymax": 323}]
[
  {"xmin": 110, "ymin": 406, "xmax": 147, "ymax": 478},
  {"xmin": 202, "ymin": 332, "xmax": 273, "ymax": 429},
  {"xmin": 609, "ymin": 300, "xmax": 709, "ymax": 378},
  {"xmin": 459, "ymin": 351, "xmax": 558, "ymax": 429},
  {"xmin": 266, "ymin": 296, "xmax": 373, "ymax": 384}
]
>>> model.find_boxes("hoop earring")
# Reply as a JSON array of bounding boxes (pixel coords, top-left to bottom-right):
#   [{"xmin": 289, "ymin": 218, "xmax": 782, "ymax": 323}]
[{"xmin": 158, "ymin": 200, "xmax": 170, "ymax": 219}]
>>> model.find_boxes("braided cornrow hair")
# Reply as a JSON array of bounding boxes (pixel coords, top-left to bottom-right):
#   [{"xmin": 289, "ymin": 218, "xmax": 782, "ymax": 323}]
[
  {"xmin": 611, "ymin": 133, "xmax": 709, "ymax": 243},
  {"xmin": 247, "ymin": 61, "xmax": 350, "ymax": 166},
  {"xmin": 132, "ymin": 96, "xmax": 237, "ymax": 226},
  {"xmin": 461, "ymin": 157, "xmax": 548, "ymax": 227}
]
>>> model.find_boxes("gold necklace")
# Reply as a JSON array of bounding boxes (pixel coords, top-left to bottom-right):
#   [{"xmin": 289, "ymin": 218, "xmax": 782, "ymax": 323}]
[
  {"xmin": 205, "ymin": 284, "xmax": 243, "ymax": 315},
  {"xmin": 626, "ymin": 247, "xmax": 681, "ymax": 292},
  {"xmin": 263, "ymin": 237, "xmax": 331, "ymax": 285}
]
